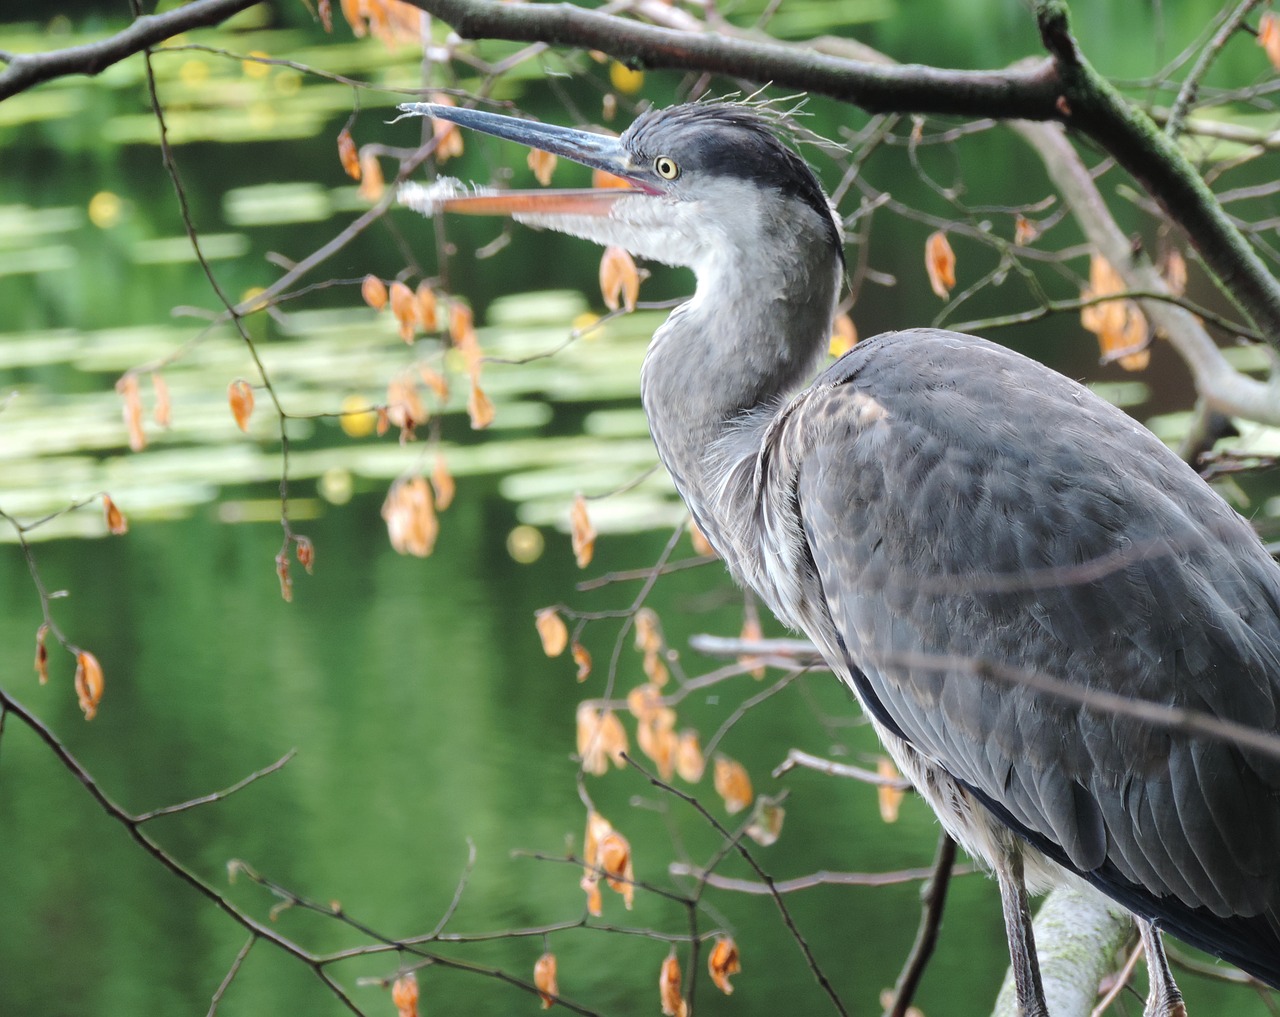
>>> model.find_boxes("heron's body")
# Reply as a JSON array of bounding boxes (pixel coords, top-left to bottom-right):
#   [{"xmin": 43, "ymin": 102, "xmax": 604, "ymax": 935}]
[{"xmin": 401, "ymin": 99, "xmax": 1280, "ymax": 1012}]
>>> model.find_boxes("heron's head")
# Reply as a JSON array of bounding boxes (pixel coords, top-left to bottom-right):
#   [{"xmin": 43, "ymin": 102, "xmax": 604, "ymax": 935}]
[{"xmin": 396, "ymin": 101, "xmax": 844, "ymax": 276}]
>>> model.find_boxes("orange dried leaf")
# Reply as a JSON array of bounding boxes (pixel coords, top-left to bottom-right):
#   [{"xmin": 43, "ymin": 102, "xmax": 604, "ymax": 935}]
[
  {"xmin": 592, "ymin": 166, "xmax": 631, "ymax": 190},
  {"xmin": 75, "ymin": 650, "xmax": 104, "ymax": 720},
  {"xmin": 582, "ymin": 876, "xmax": 603, "ymax": 916},
  {"xmin": 878, "ymin": 756, "xmax": 906, "ymax": 823},
  {"xmin": 416, "ymin": 282, "xmax": 438, "ymax": 331},
  {"xmin": 151, "ymin": 372, "xmax": 171, "ymax": 428},
  {"xmin": 275, "ymin": 549, "xmax": 293, "ymax": 602},
  {"xmin": 340, "ymin": 0, "xmax": 364, "ymax": 35},
  {"xmin": 626, "ymin": 682, "xmax": 663, "ymax": 722},
  {"xmin": 636, "ymin": 712, "xmax": 677, "ymax": 780},
  {"xmin": 376, "ymin": 405, "xmax": 390, "ymax": 437},
  {"xmin": 449, "ymin": 301, "xmax": 476, "ymax": 349},
  {"xmin": 570, "ymin": 493, "xmax": 596, "ymax": 568},
  {"xmin": 659, "ymin": 953, "xmax": 687, "ymax": 1017},
  {"xmin": 391, "ymin": 972, "xmax": 419, "ymax": 1017},
  {"xmin": 572, "ymin": 641, "xmax": 592, "ymax": 682},
  {"xmin": 534, "ymin": 951, "xmax": 558, "ymax": 1009},
  {"xmin": 714, "ymin": 755, "xmax": 753, "ymax": 815},
  {"xmin": 337, "ymin": 127, "xmax": 361, "ymax": 179},
  {"xmin": 583, "ymin": 810, "xmax": 612, "ymax": 869},
  {"xmin": 34, "ymin": 623, "xmax": 49, "ymax": 685},
  {"xmin": 318, "ymin": 0, "xmax": 332, "ymax": 32},
  {"xmin": 739, "ymin": 613, "xmax": 765, "ymax": 680},
  {"xmin": 634, "ymin": 607, "xmax": 661, "ymax": 655},
  {"xmin": 746, "ymin": 795, "xmax": 786, "ymax": 846},
  {"xmin": 102, "ymin": 494, "xmax": 127, "ymax": 535},
  {"xmin": 117, "ymin": 374, "xmax": 147, "ymax": 452},
  {"xmin": 1262, "ymin": 12, "xmax": 1280, "ymax": 71},
  {"xmin": 599, "ymin": 245, "xmax": 640, "ymax": 312},
  {"xmin": 431, "ymin": 455, "xmax": 456, "ymax": 511},
  {"xmin": 467, "ymin": 380, "xmax": 495, "ymax": 430},
  {"xmin": 642, "ymin": 648, "xmax": 669, "ymax": 687},
  {"xmin": 419, "ymin": 366, "xmax": 450, "ymax": 401},
  {"xmin": 1162, "ymin": 247, "xmax": 1187, "ymax": 297},
  {"xmin": 1081, "ymin": 254, "xmax": 1150, "ymax": 371},
  {"xmin": 675, "ymin": 729, "xmax": 705, "ymax": 782},
  {"xmin": 598, "ymin": 829, "xmax": 634, "ymax": 907},
  {"xmin": 228, "ymin": 379, "xmax": 255, "ymax": 432},
  {"xmin": 386, "ymin": 373, "xmax": 426, "ymax": 437},
  {"xmin": 708, "ymin": 937, "xmax": 742, "ymax": 995},
  {"xmin": 576, "ymin": 703, "xmax": 628, "ymax": 775},
  {"xmin": 535, "ymin": 608, "xmax": 569, "ymax": 657},
  {"xmin": 829, "ymin": 312, "xmax": 857, "ymax": 358},
  {"xmin": 357, "ymin": 151, "xmax": 384, "ymax": 201},
  {"xmin": 925, "ymin": 230, "xmax": 956, "ymax": 299},
  {"xmin": 389, "ymin": 280, "xmax": 418, "ymax": 342},
  {"xmin": 1014, "ymin": 215, "xmax": 1039, "ymax": 246},
  {"xmin": 361, "ymin": 274, "xmax": 388, "ymax": 310},
  {"xmin": 295, "ymin": 535, "xmax": 315, "ymax": 574},
  {"xmin": 528, "ymin": 147, "xmax": 558, "ymax": 186},
  {"xmin": 688, "ymin": 522, "xmax": 716, "ymax": 558},
  {"xmin": 382, "ymin": 476, "xmax": 438, "ymax": 557}
]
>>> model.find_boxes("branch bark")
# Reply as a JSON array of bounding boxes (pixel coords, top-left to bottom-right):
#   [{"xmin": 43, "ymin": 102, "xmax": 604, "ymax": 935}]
[
  {"xmin": 0, "ymin": 0, "xmax": 263, "ymax": 102},
  {"xmin": 408, "ymin": 0, "xmax": 1063, "ymax": 120}
]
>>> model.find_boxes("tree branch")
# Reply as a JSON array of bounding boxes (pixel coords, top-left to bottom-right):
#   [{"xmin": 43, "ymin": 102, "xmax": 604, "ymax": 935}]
[
  {"xmin": 407, "ymin": 0, "xmax": 1063, "ymax": 120},
  {"xmin": 0, "ymin": 0, "xmax": 264, "ymax": 102},
  {"xmin": 1035, "ymin": 0, "xmax": 1280, "ymax": 346}
]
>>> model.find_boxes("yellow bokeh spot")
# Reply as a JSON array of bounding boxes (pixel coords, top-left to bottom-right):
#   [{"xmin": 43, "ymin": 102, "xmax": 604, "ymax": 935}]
[
  {"xmin": 339, "ymin": 395, "xmax": 377, "ymax": 438},
  {"xmin": 248, "ymin": 101, "xmax": 276, "ymax": 133},
  {"xmin": 242, "ymin": 50, "xmax": 271, "ymax": 78},
  {"xmin": 240, "ymin": 286, "xmax": 267, "ymax": 312},
  {"xmin": 609, "ymin": 62, "xmax": 644, "ymax": 94},
  {"xmin": 274, "ymin": 69, "xmax": 302, "ymax": 96},
  {"xmin": 507, "ymin": 524, "xmax": 545, "ymax": 564},
  {"xmin": 88, "ymin": 191, "xmax": 122, "ymax": 229},
  {"xmin": 572, "ymin": 312, "xmax": 603, "ymax": 340},
  {"xmin": 179, "ymin": 59, "xmax": 209, "ymax": 86},
  {"xmin": 319, "ymin": 467, "xmax": 354, "ymax": 505}
]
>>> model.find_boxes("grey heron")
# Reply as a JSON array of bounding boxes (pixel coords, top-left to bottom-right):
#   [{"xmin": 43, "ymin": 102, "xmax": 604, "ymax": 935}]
[{"xmin": 396, "ymin": 99, "xmax": 1280, "ymax": 1016}]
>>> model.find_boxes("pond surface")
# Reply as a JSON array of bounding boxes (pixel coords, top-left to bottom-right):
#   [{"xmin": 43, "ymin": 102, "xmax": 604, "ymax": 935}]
[{"xmin": 1, "ymin": 3, "xmax": 1277, "ymax": 1016}]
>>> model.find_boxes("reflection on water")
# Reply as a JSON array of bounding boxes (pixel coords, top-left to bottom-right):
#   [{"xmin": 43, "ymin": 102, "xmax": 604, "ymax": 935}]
[{"xmin": 1, "ymin": 3, "xmax": 1276, "ymax": 1015}]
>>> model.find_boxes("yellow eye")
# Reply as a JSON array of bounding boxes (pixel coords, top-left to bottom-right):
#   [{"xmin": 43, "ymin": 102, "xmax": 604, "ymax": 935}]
[{"xmin": 654, "ymin": 155, "xmax": 680, "ymax": 180}]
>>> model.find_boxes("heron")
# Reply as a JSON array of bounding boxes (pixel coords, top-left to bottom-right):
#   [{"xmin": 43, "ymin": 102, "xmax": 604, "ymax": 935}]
[{"xmin": 395, "ymin": 99, "xmax": 1280, "ymax": 1016}]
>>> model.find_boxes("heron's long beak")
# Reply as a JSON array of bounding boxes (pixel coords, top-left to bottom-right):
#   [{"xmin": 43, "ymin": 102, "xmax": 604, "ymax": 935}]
[{"xmin": 396, "ymin": 102, "xmax": 649, "ymax": 219}]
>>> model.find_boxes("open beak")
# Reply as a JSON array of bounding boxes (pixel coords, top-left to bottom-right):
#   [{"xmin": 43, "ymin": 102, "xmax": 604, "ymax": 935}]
[{"xmin": 396, "ymin": 102, "xmax": 648, "ymax": 218}]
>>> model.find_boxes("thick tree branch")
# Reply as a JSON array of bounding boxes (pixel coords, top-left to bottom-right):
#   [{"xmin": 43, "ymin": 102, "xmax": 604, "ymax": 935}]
[
  {"xmin": 0, "ymin": 0, "xmax": 263, "ymax": 102},
  {"xmin": 408, "ymin": 0, "xmax": 1063, "ymax": 120},
  {"xmin": 1036, "ymin": 0, "xmax": 1280, "ymax": 346},
  {"xmin": 1015, "ymin": 120, "xmax": 1280, "ymax": 425}
]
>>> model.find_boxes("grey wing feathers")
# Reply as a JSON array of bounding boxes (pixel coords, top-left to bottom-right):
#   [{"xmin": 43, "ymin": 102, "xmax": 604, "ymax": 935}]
[{"xmin": 783, "ymin": 329, "xmax": 1280, "ymax": 918}]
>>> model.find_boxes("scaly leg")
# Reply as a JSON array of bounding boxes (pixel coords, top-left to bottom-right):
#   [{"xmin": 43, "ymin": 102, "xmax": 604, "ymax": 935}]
[
  {"xmin": 995, "ymin": 848, "xmax": 1051, "ymax": 1017},
  {"xmin": 1139, "ymin": 920, "xmax": 1187, "ymax": 1017}
]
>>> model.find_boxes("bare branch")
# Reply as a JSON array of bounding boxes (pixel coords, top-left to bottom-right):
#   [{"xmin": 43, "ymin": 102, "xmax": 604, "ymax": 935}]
[
  {"xmin": 408, "ymin": 0, "xmax": 1063, "ymax": 120},
  {"xmin": 0, "ymin": 0, "xmax": 263, "ymax": 101}
]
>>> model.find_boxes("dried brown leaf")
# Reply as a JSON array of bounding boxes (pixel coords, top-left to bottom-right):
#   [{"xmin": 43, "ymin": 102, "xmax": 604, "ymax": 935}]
[
  {"xmin": 117, "ymin": 374, "xmax": 147, "ymax": 452},
  {"xmin": 528, "ymin": 147, "xmax": 557, "ymax": 186},
  {"xmin": 357, "ymin": 151, "xmax": 384, "ymax": 201},
  {"xmin": 714, "ymin": 754, "xmax": 753, "ymax": 815},
  {"xmin": 382, "ymin": 476, "xmax": 438, "ymax": 557},
  {"xmin": 416, "ymin": 281, "xmax": 438, "ymax": 331},
  {"xmin": 599, "ymin": 245, "xmax": 640, "ymax": 312},
  {"xmin": 659, "ymin": 952, "xmax": 687, "ymax": 1017},
  {"xmin": 571, "ymin": 642, "xmax": 592, "ymax": 682},
  {"xmin": 390, "ymin": 280, "xmax": 417, "ymax": 342},
  {"xmin": 708, "ymin": 937, "xmax": 742, "ymax": 995},
  {"xmin": 361, "ymin": 273, "xmax": 388, "ymax": 310},
  {"xmin": 103, "ymin": 494, "xmax": 128, "ymax": 535},
  {"xmin": 228, "ymin": 379, "xmax": 255, "ymax": 432},
  {"xmin": 151, "ymin": 372, "xmax": 171, "ymax": 428},
  {"xmin": 746, "ymin": 795, "xmax": 786, "ymax": 846},
  {"xmin": 295, "ymin": 535, "xmax": 315, "ymax": 574},
  {"xmin": 675, "ymin": 729, "xmax": 705, "ymax": 782},
  {"xmin": 576, "ymin": 703, "xmax": 628, "ymax": 775},
  {"xmin": 467, "ymin": 380, "xmax": 494, "ymax": 430},
  {"xmin": 534, "ymin": 951, "xmax": 558, "ymax": 1009},
  {"xmin": 337, "ymin": 127, "xmax": 361, "ymax": 179},
  {"xmin": 275, "ymin": 549, "xmax": 293, "ymax": 602},
  {"xmin": 75, "ymin": 650, "xmax": 104, "ymax": 720},
  {"xmin": 877, "ymin": 756, "xmax": 906, "ymax": 823},
  {"xmin": 391, "ymin": 972, "xmax": 419, "ymax": 1017},
  {"xmin": 1262, "ymin": 12, "xmax": 1280, "ymax": 71},
  {"xmin": 1014, "ymin": 214, "xmax": 1039, "ymax": 247},
  {"xmin": 431, "ymin": 455, "xmax": 456, "ymax": 511},
  {"xmin": 570, "ymin": 493, "xmax": 596, "ymax": 569},
  {"xmin": 535, "ymin": 608, "xmax": 569, "ymax": 657},
  {"xmin": 34, "ymin": 623, "xmax": 49, "ymax": 685},
  {"xmin": 925, "ymin": 230, "xmax": 956, "ymax": 299}
]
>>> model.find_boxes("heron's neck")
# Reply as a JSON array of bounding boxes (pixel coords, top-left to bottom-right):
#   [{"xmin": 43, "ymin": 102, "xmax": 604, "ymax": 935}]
[{"xmin": 641, "ymin": 243, "xmax": 841, "ymax": 565}]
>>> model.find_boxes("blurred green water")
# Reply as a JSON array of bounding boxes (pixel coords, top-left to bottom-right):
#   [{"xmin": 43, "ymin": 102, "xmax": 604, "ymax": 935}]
[{"xmin": 0, "ymin": 2, "xmax": 1276, "ymax": 1015}]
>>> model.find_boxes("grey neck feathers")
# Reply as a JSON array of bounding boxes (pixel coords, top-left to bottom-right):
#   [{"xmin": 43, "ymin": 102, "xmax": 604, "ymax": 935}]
[{"xmin": 640, "ymin": 238, "xmax": 841, "ymax": 568}]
